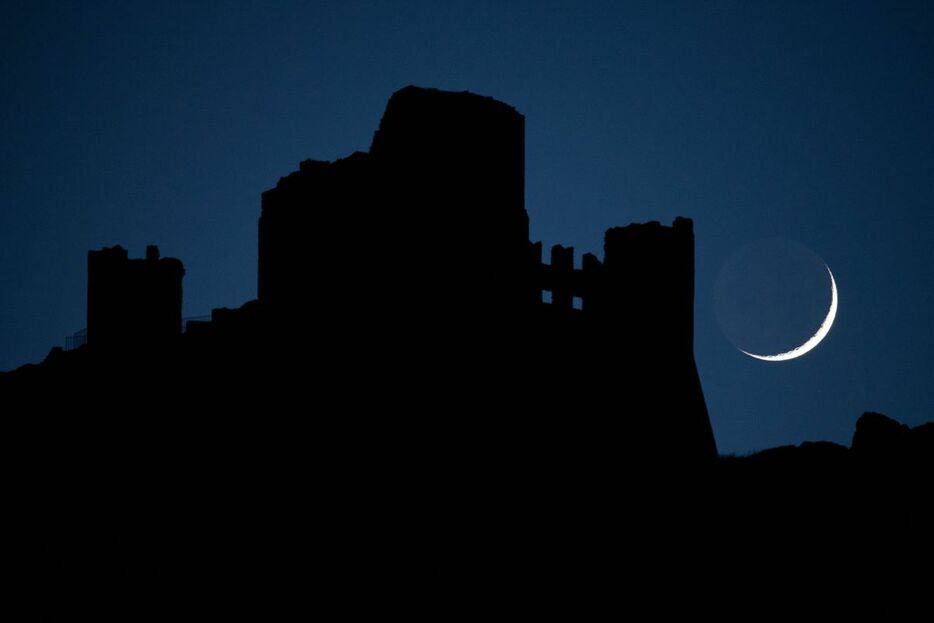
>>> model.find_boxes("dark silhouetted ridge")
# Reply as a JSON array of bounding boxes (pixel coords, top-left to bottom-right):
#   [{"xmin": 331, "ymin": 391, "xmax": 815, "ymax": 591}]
[{"xmin": 3, "ymin": 87, "xmax": 928, "ymax": 603}]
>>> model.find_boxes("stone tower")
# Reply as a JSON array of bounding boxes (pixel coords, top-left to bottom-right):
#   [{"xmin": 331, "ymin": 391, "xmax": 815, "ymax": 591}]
[{"xmin": 87, "ymin": 245, "xmax": 184, "ymax": 350}]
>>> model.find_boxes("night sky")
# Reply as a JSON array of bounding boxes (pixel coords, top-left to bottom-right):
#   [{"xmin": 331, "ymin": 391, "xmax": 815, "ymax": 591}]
[{"xmin": 3, "ymin": 1, "xmax": 932, "ymax": 454}]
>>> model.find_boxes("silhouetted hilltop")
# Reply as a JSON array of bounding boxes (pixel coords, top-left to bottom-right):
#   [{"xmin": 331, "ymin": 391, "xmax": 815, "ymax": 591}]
[
  {"xmin": 709, "ymin": 412, "xmax": 932, "ymax": 548},
  {"xmin": 4, "ymin": 85, "xmax": 720, "ymax": 464},
  {"xmin": 4, "ymin": 87, "xmax": 930, "ymax": 474},
  {"xmin": 3, "ymin": 87, "xmax": 930, "ymax": 605},
  {"xmin": 4, "ymin": 88, "xmax": 930, "ymax": 471},
  {"xmin": 723, "ymin": 412, "xmax": 932, "ymax": 469}
]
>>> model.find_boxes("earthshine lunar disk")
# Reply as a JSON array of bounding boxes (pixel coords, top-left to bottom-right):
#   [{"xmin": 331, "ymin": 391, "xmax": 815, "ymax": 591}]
[{"xmin": 740, "ymin": 265, "xmax": 838, "ymax": 362}]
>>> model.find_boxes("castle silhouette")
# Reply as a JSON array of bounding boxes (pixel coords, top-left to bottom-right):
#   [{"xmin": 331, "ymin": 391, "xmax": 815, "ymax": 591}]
[
  {"xmin": 5, "ymin": 88, "xmax": 931, "ymax": 603},
  {"xmin": 34, "ymin": 86, "xmax": 716, "ymax": 463}
]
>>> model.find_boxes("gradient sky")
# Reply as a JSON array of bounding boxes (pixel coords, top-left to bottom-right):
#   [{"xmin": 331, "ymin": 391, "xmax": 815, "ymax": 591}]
[{"xmin": 2, "ymin": 1, "xmax": 932, "ymax": 454}]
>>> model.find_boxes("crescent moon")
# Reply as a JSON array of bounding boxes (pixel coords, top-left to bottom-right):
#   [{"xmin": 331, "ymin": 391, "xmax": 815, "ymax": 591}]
[{"xmin": 740, "ymin": 265, "xmax": 838, "ymax": 362}]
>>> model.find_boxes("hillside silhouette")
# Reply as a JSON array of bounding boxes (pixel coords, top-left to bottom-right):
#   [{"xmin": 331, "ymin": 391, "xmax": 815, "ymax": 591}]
[{"xmin": 2, "ymin": 88, "xmax": 930, "ymax": 596}]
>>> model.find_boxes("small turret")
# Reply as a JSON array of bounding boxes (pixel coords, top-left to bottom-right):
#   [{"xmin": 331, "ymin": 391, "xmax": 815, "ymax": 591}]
[{"xmin": 87, "ymin": 245, "xmax": 184, "ymax": 350}]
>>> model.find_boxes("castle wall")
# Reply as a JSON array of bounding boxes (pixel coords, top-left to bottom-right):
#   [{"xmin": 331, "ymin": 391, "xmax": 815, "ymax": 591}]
[
  {"xmin": 251, "ymin": 86, "xmax": 716, "ymax": 458},
  {"xmin": 129, "ymin": 86, "xmax": 720, "ymax": 460}
]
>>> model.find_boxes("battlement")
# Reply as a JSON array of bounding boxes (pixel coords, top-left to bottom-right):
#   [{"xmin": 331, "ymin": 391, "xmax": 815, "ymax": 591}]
[{"xmin": 532, "ymin": 218, "xmax": 694, "ymax": 334}]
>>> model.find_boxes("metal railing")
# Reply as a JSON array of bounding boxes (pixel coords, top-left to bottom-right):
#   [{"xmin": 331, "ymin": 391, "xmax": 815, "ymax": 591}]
[
  {"xmin": 64, "ymin": 315, "xmax": 213, "ymax": 350},
  {"xmin": 65, "ymin": 328, "xmax": 87, "ymax": 351}
]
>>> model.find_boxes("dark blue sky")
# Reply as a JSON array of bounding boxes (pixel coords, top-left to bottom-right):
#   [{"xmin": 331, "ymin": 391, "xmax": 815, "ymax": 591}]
[{"xmin": 2, "ymin": 1, "xmax": 932, "ymax": 453}]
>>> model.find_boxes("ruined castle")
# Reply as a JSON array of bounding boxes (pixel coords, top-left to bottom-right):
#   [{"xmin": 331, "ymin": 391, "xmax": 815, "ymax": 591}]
[{"xmin": 17, "ymin": 86, "xmax": 717, "ymax": 461}]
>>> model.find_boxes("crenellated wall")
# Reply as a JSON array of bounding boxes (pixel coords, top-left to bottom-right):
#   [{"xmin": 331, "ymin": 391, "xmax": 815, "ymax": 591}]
[{"xmin": 532, "ymin": 217, "xmax": 693, "ymax": 334}]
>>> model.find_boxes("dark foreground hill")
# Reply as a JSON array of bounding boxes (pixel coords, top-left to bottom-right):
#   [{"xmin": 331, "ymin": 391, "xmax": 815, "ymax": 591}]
[
  {"xmin": 4, "ymin": 341, "xmax": 930, "ymax": 614},
  {"xmin": 715, "ymin": 412, "xmax": 932, "ymax": 518},
  {"xmin": 3, "ymin": 86, "xmax": 931, "ymax": 608}
]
